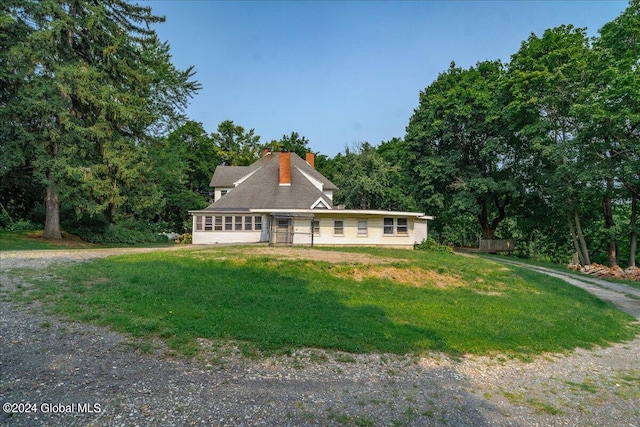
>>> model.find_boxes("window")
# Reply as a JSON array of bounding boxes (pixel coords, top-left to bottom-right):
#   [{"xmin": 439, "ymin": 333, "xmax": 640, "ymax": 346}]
[
  {"xmin": 220, "ymin": 190, "xmax": 228, "ymax": 196},
  {"xmin": 383, "ymin": 218, "xmax": 394, "ymax": 235},
  {"xmin": 384, "ymin": 217, "xmax": 409, "ymax": 235},
  {"xmin": 193, "ymin": 215, "xmax": 264, "ymax": 232},
  {"xmin": 357, "ymin": 220, "xmax": 368, "ymax": 236},
  {"xmin": 204, "ymin": 216, "xmax": 213, "ymax": 231},
  {"xmin": 312, "ymin": 220, "xmax": 320, "ymax": 236},
  {"xmin": 397, "ymin": 218, "xmax": 408, "ymax": 235},
  {"xmin": 334, "ymin": 220, "xmax": 344, "ymax": 236}
]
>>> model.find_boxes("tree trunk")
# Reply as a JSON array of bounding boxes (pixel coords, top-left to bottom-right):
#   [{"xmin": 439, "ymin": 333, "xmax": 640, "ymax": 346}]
[
  {"xmin": 603, "ymin": 179, "xmax": 617, "ymax": 267},
  {"xmin": 630, "ymin": 195, "xmax": 638, "ymax": 267},
  {"xmin": 43, "ymin": 171, "xmax": 62, "ymax": 239},
  {"xmin": 574, "ymin": 208, "xmax": 591, "ymax": 265},
  {"xmin": 567, "ymin": 211, "xmax": 584, "ymax": 265},
  {"xmin": 477, "ymin": 198, "xmax": 495, "ymax": 240},
  {"xmin": 105, "ymin": 202, "xmax": 117, "ymax": 225}
]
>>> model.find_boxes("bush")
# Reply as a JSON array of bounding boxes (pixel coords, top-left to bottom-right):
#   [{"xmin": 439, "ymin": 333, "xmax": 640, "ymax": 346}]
[
  {"xmin": 64, "ymin": 215, "xmax": 166, "ymax": 245},
  {"xmin": 414, "ymin": 236, "xmax": 454, "ymax": 255},
  {"xmin": 174, "ymin": 233, "xmax": 192, "ymax": 244},
  {"xmin": 0, "ymin": 218, "xmax": 40, "ymax": 231}
]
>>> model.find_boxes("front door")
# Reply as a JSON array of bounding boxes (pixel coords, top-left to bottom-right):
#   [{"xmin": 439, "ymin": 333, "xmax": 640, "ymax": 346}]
[{"xmin": 275, "ymin": 218, "xmax": 292, "ymax": 244}]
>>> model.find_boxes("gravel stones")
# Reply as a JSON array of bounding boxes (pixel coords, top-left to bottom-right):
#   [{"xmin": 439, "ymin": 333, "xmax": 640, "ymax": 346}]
[{"xmin": 1, "ymin": 249, "xmax": 639, "ymax": 426}]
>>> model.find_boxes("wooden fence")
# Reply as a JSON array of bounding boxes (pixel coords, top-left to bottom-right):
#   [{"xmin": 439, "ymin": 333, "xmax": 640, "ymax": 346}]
[{"xmin": 479, "ymin": 239, "xmax": 514, "ymax": 253}]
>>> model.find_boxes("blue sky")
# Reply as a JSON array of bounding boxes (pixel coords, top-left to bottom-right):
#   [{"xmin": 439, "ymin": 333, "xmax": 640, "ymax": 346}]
[{"xmin": 145, "ymin": 1, "xmax": 628, "ymax": 157}]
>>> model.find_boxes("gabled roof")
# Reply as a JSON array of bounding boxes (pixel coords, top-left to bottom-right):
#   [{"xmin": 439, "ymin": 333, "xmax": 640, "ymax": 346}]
[
  {"xmin": 204, "ymin": 152, "xmax": 338, "ymax": 211},
  {"xmin": 209, "ymin": 154, "xmax": 273, "ymax": 187}
]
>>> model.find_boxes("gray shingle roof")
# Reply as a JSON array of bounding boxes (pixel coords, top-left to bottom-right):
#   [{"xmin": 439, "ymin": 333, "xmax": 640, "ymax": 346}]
[{"xmin": 204, "ymin": 152, "xmax": 337, "ymax": 211}]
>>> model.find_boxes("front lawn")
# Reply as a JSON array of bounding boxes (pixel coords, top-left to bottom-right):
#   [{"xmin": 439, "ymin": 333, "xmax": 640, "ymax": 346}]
[
  {"xmin": 15, "ymin": 246, "xmax": 638, "ymax": 357},
  {"xmin": 0, "ymin": 230, "xmax": 174, "ymax": 251}
]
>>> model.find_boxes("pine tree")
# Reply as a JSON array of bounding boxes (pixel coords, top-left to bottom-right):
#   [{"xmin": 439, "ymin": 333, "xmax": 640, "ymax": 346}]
[{"xmin": 0, "ymin": 0, "xmax": 199, "ymax": 238}]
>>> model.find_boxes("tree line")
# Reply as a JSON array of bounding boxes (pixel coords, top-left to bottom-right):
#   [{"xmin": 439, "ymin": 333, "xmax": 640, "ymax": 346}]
[{"xmin": 1, "ymin": 0, "xmax": 638, "ymax": 267}]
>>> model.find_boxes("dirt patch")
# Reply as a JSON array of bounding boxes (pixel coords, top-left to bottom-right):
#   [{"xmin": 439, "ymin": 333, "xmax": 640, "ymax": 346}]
[
  {"xmin": 194, "ymin": 246, "xmax": 407, "ymax": 266},
  {"xmin": 332, "ymin": 265, "xmax": 465, "ymax": 288}
]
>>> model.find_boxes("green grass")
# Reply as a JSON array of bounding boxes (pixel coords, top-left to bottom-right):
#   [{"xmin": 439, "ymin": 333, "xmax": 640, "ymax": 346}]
[
  {"xmin": 13, "ymin": 246, "xmax": 639, "ymax": 357},
  {"xmin": 0, "ymin": 230, "xmax": 174, "ymax": 251},
  {"xmin": 0, "ymin": 230, "xmax": 83, "ymax": 250}
]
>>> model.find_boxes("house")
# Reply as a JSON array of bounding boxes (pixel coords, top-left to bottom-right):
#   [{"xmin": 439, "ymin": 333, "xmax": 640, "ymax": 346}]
[{"xmin": 189, "ymin": 150, "xmax": 432, "ymax": 247}]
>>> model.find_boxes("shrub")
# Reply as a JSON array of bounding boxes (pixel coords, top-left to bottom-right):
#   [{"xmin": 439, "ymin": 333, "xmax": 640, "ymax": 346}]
[
  {"xmin": 175, "ymin": 233, "xmax": 192, "ymax": 244},
  {"xmin": 414, "ymin": 236, "xmax": 454, "ymax": 255},
  {"xmin": 64, "ymin": 215, "xmax": 166, "ymax": 245},
  {"xmin": 0, "ymin": 218, "xmax": 40, "ymax": 231}
]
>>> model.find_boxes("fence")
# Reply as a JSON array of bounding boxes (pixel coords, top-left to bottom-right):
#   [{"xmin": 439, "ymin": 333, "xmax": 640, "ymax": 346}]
[{"xmin": 479, "ymin": 239, "xmax": 514, "ymax": 253}]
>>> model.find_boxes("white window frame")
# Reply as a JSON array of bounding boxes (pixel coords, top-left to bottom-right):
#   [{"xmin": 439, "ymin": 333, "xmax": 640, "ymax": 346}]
[
  {"xmin": 383, "ymin": 217, "xmax": 409, "ymax": 236},
  {"xmin": 383, "ymin": 217, "xmax": 394, "ymax": 235},
  {"xmin": 397, "ymin": 218, "xmax": 408, "ymax": 235},
  {"xmin": 204, "ymin": 216, "xmax": 213, "ymax": 231},
  {"xmin": 333, "ymin": 220, "xmax": 344, "ymax": 236},
  {"xmin": 195, "ymin": 215, "xmax": 264, "ymax": 232},
  {"xmin": 357, "ymin": 220, "xmax": 368, "ymax": 236}
]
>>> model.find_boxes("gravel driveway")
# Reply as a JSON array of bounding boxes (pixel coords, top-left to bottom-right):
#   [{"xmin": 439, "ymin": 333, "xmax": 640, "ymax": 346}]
[{"xmin": 1, "ymin": 248, "xmax": 639, "ymax": 427}]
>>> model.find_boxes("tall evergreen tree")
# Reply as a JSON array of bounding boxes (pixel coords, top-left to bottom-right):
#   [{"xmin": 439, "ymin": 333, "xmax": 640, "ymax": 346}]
[{"xmin": 0, "ymin": 0, "xmax": 199, "ymax": 238}]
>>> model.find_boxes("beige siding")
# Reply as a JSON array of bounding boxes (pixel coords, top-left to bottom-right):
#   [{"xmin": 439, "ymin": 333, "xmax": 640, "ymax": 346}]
[{"xmin": 310, "ymin": 216, "xmax": 416, "ymax": 247}]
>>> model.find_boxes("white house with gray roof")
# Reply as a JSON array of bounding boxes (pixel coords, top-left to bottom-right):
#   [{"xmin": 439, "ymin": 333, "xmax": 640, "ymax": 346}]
[{"xmin": 189, "ymin": 150, "xmax": 432, "ymax": 247}]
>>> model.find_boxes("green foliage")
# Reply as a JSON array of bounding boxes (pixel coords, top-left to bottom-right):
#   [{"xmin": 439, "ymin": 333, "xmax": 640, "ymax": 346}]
[
  {"xmin": 404, "ymin": 60, "xmax": 518, "ymax": 240},
  {"xmin": 0, "ymin": 0, "xmax": 200, "ymax": 239},
  {"xmin": 4, "ymin": 220, "xmax": 40, "ymax": 232},
  {"xmin": 19, "ymin": 247, "xmax": 638, "ymax": 357},
  {"xmin": 263, "ymin": 131, "xmax": 311, "ymax": 158},
  {"xmin": 414, "ymin": 237, "xmax": 454, "ymax": 255},
  {"xmin": 212, "ymin": 120, "xmax": 261, "ymax": 166},
  {"xmin": 63, "ymin": 215, "xmax": 166, "ymax": 244},
  {"xmin": 332, "ymin": 142, "xmax": 416, "ymax": 211}
]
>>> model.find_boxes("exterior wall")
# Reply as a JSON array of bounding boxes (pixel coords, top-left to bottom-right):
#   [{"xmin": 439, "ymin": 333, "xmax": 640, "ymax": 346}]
[
  {"xmin": 213, "ymin": 188, "xmax": 232, "ymax": 202},
  {"xmin": 191, "ymin": 213, "xmax": 426, "ymax": 247},
  {"xmin": 192, "ymin": 230, "xmax": 262, "ymax": 244},
  {"xmin": 414, "ymin": 221, "xmax": 427, "ymax": 244},
  {"xmin": 307, "ymin": 216, "xmax": 418, "ymax": 247},
  {"xmin": 292, "ymin": 218, "xmax": 313, "ymax": 245}
]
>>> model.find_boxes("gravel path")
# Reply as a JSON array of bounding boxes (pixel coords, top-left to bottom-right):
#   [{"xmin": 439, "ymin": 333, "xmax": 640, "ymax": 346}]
[
  {"xmin": 1, "ymin": 248, "xmax": 639, "ymax": 427},
  {"xmin": 488, "ymin": 257, "xmax": 640, "ymax": 319}
]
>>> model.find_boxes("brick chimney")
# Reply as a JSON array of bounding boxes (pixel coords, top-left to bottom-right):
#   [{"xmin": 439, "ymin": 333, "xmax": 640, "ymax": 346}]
[
  {"xmin": 279, "ymin": 152, "xmax": 291, "ymax": 186},
  {"xmin": 305, "ymin": 152, "xmax": 315, "ymax": 168},
  {"xmin": 262, "ymin": 147, "xmax": 272, "ymax": 157}
]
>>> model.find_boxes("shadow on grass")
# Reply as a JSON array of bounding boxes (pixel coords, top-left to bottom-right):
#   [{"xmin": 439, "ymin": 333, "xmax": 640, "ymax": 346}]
[{"xmin": 35, "ymin": 255, "xmax": 451, "ymax": 356}]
